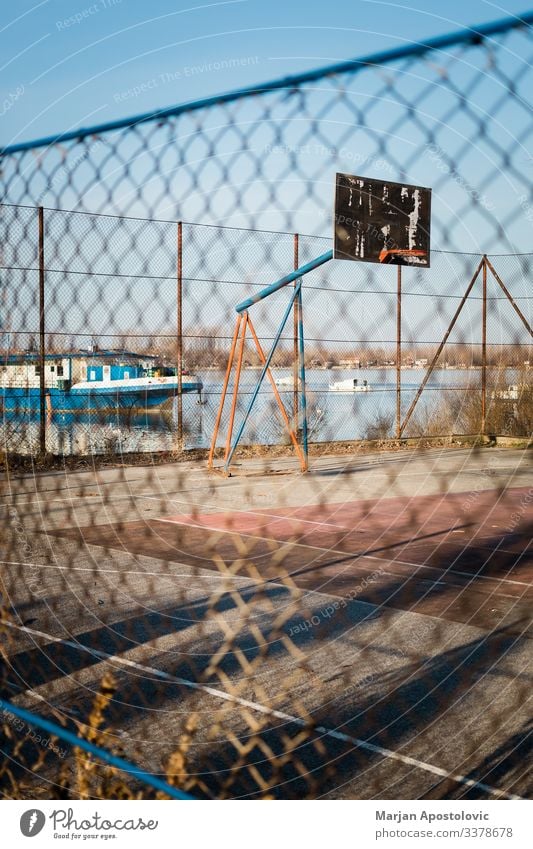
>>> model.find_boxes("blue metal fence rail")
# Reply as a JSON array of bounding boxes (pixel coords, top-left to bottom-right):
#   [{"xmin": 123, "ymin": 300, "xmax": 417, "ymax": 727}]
[
  {"xmin": 1, "ymin": 699, "xmax": 195, "ymax": 800},
  {"xmin": 1, "ymin": 11, "xmax": 532, "ymax": 156},
  {"xmin": 2, "ymin": 11, "xmax": 531, "ymax": 253}
]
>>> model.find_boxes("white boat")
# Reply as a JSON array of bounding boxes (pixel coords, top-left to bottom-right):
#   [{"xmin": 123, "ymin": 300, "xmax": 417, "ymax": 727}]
[
  {"xmin": 274, "ymin": 375, "xmax": 301, "ymax": 388},
  {"xmin": 329, "ymin": 378, "xmax": 371, "ymax": 392}
]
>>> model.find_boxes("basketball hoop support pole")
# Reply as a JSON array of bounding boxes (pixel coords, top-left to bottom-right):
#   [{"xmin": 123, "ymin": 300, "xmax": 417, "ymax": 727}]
[
  {"xmin": 396, "ymin": 265, "xmax": 401, "ymax": 440},
  {"xmin": 297, "ymin": 283, "xmax": 308, "ymax": 469},
  {"xmin": 235, "ymin": 250, "xmax": 333, "ymax": 313}
]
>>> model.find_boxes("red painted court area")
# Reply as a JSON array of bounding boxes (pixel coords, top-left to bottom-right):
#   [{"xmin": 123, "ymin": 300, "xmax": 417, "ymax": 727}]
[
  {"xmin": 64, "ymin": 486, "xmax": 532, "ymax": 631},
  {"xmin": 152, "ymin": 487, "xmax": 531, "ymax": 629}
]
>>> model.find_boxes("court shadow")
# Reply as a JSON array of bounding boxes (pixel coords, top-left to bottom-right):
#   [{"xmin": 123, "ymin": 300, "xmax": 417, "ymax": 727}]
[
  {"xmin": 421, "ymin": 718, "xmax": 533, "ymax": 799},
  {"xmin": 181, "ymin": 622, "xmax": 528, "ymax": 799}
]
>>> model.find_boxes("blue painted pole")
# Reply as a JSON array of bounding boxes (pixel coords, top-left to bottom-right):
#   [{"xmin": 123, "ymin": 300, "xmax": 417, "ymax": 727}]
[
  {"xmin": 0, "ymin": 698, "xmax": 195, "ymax": 800},
  {"xmin": 297, "ymin": 286, "xmax": 308, "ymax": 469},
  {"xmin": 225, "ymin": 285, "xmax": 301, "ymax": 471},
  {"xmin": 235, "ymin": 250, "xmax": 333, "ymax": 313},
  {"xmin": 2, "ymin": 12, "xmax": 531, "ymax": 156}
]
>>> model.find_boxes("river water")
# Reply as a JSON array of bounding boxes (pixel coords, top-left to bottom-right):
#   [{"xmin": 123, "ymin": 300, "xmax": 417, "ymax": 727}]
[{"xmin": 1, "ymin": 367, "xmax": 518, "ymax": 456}]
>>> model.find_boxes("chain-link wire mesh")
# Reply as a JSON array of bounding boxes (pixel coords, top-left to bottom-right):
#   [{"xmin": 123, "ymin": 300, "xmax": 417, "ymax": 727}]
[
  {"xmin": 2, "ymin": 15, "xmax": 532, "ymax": 248},
  {"xmin": 1, "ymin": 13, "xmax": 532, "ymax": 802},
  {"xmin": 1, "ymin": 205, "xmax": 531, "ymax": 457}
]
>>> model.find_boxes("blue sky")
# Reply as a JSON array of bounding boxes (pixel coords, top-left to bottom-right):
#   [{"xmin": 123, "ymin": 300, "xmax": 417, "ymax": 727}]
[{"xmin": 1, "ymin": 0, "xmax": 531, "ymax": 147}]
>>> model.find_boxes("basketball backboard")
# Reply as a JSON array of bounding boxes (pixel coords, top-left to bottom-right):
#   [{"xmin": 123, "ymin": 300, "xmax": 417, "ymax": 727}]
[{"xmin": 334, "ymin": 173, "xmax": 431, "ymax": 267}]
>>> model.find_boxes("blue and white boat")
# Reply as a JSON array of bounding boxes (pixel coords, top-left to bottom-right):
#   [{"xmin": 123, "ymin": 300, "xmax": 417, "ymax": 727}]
[{"xmin": 0, "ymin": 349, "xmax": 203, "ymax": 413}]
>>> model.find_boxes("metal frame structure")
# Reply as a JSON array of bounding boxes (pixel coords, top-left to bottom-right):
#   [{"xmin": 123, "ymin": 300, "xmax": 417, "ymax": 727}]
[
  {"xmin": 208, "ymin": 250, "xmax": 333, "ymax": 473},
  {"xmin": 208, "ymin": 248, "xmax": 532, "ymax": 472}
]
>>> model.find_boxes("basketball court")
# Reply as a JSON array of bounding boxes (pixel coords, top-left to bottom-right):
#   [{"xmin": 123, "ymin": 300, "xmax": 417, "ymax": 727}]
[
  {"xmin": 2, "ymin": 169, "xmax": 531, "ymax": 800},
  {"xmin": 2, "ymin": 445, "xmax": 528, "ymax": 799}
]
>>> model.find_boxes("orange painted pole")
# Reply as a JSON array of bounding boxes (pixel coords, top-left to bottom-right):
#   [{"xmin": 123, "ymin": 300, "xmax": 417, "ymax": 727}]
[
  {"xmin": 208, "ymin": 314, "xmax": 242, "ymax": 469},
  {"xmin": 224, "ymin": 313, "xmax": 248, "ymax": 461},
  {"xmin": 247, "ymin": 315, "xmax": 306, "ymax": 470}
]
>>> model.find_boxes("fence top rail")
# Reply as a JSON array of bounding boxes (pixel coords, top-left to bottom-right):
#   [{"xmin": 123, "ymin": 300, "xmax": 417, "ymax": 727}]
[{"xmin": 1, "ymin": 11, "xmax": 532, "ymax": 157}]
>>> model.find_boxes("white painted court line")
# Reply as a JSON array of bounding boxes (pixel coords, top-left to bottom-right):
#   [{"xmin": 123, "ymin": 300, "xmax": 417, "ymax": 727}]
[
  {"xmin": 0, "ymin": 559, "xmax": 243, "ymax": 580},
  {"xmin": 2, "ymin": 618, "xmax": 522, "ymax": 801},
  {"xmin": 161, "ymin": 512, "xmax": 347, "ymax": 531},
  {"xmin": 154, "ymin": 517, "xmax": 532, "ymax": 590}
]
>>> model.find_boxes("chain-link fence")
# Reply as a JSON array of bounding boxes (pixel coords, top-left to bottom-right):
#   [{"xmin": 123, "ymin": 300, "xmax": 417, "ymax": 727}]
[
  {"xmin": 1, "ymin": 204, "xmax": 531, "ymax": 459},
  {"xmin": 1, "ymin": 12, "xmax": 532, "ymax": 802}
]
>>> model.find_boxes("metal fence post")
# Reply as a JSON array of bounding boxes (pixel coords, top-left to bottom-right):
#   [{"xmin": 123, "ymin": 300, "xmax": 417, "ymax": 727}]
[
  {"xmin": 177, "ymin": 220, "xmax": 183, "ymax": 448},
  {"xmin": 293, "ymin": 233, "xmax": 299, "ymax": 434},
  {"xmin": 481, "ymin": 255, "xmax": 487, "ymax": 436},
  {"xmin": 396, "ymin": 265, "xmax": 402, "ymax": 439},
  {"xmin": 298, "ymin": 285, "xmax": 308, "ymax": 471},
  {"xmin": 38, "ymin": 206, "xmax": 46, "ymax": 455}
]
